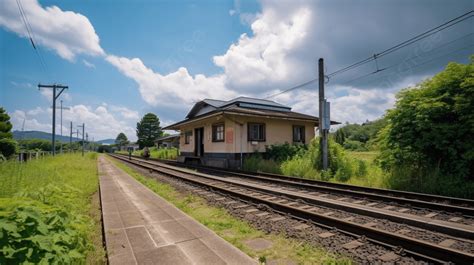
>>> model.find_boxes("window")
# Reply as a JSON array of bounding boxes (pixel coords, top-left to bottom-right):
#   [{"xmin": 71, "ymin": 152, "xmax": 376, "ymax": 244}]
[
  {"xmin": 185, "ymin": 131, "xmax": 192, "ymax": 144},
  {"xmin": 248, "ymin": 123, "xmax": 265, "ymax": 141},
  {"xmin": 212, "ymin": 123, "xmax": 225, "ymax": 142},
  {"xmin": 293, "ymin": 125, "xmax": 305, "ymax": 143}
]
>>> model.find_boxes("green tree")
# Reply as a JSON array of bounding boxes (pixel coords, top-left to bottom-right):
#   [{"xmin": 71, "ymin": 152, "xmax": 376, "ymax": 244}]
[
  {"xmin": 115, "ymin": 132, "xmax": 129, "ymax": 149},
  {"xmin": 136, "ymin": 113, "xmax": 162, "ymax": 149},
  {"xmin": 0, "ymin": 107, "xmax": 17, "ymax": 158},
  {"xmin": 0, "ymin": 107, "xmax": 13, "ymax": 139},
  {"xmin": 379, "ymin": 58, "xmax": 474, "ymax": 182}
]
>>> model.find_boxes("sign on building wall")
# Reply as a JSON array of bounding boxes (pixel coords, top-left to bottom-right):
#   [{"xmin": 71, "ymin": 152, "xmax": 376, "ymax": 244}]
[{"xmin": 226, "ymin": 128, "xmax": 234, "ymax": 144}]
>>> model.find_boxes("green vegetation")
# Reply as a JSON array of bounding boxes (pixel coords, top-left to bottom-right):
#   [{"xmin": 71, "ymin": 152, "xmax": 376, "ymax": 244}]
[
  {"xmin": 114, "ymin": 132, "xmax": 129, "ymax": 150},
  {"xmin": 136, "ymin": 113, "xmax": 163, "ymax": 149},
  {"xmin": 110, "ymin": 157, "xmax": 350, "ymax": 264},
  {"xmin": 243, "ymin": 59, "xmax": 474, "ymax": 199},
  {"xmin": 378, "ymin": 59, "xmax": 474, "ymax": 198},
  {"xmin": 0, "ymin": 107, "xmax": 17, "ymax": 158},
  {"xmin": 334, "ymin": 118, "xmax": 387, "ymax": 151},
  {"xmin": 0, "ymin": 153, "xmax": 105, "ymax": 264},
  {"xmin": 118, "ymin": 147, "xmax": 179, "ymax": 160}
]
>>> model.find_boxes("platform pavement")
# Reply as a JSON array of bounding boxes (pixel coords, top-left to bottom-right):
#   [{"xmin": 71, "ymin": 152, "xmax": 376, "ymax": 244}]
[{"xmin": 98, "ymin": 156, "xmax": 257, "ymax": 265}]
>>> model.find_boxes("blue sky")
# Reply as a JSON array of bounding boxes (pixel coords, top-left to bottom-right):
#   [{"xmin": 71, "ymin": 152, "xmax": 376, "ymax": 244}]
[{"xmin": 1, "ymin": 0, "xmax": 472, "ymax": 141}]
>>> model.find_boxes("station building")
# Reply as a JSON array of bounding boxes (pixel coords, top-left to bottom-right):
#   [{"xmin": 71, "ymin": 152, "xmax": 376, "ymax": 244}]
[{"xmin": 164, "ymin": 97, "xmax": 334, "ymax": 168}]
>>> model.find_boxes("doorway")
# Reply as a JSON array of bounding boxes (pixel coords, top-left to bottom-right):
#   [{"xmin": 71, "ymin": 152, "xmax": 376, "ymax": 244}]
[{"xmin": 194, "ymin": 127, "xmax": 204, "ymax": 157}]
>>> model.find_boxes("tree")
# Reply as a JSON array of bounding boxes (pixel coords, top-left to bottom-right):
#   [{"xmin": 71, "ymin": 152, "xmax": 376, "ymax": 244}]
[
  {"xmin": 379, "ymin": 58, "xmax": 474, "ymax": 181},
  {"xmin": 0, "ymin": 107, "xmax": 13, "ymax": 139},
  {"xmin": 115, "ymin": 132, "xmax": 129, "ymax": 149},
  {"xmin": 0, "ymin": 107, "xmax": 17, "ymax": 158},
  {"xmin": 136, "ymin": 113, "xmax": 162, "ymax": 149}
]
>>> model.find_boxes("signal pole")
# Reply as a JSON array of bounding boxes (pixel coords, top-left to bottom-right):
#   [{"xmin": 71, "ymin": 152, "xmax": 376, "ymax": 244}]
[
  {"xmin": 38, "ymin": 83, "xmax": 68, "ymax": 156},
  {"xmin": 318, "ymin": 58, "xmax": 328, "ymax": 170}
]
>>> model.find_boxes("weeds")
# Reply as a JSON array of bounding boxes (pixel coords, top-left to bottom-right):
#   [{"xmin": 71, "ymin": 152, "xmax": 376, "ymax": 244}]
[{"xmin": 0, "ymin": 153, "xmax": 105, "ymax": 264}]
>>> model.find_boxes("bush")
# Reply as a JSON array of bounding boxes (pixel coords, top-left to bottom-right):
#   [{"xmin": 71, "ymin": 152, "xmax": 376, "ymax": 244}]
[
  {"xmin": 0, "ymin": 198, "xmax": 88, "ymax": 264},
  {"xmin": 0, "ymin": 138, "xmax": 17, "ymax": 158},
  {"xmin": 342, "ymin": 140, "xmax": 368, "ymax": 151},
  {"xmin": 355, "ymin": 160, "xmax": 368, "ymax": 177},
  {"xmin": 243, "ymin": 154, "xmax": 281, "ymax": 174},
  {"xmin": 265, "ymin": 143, "xmax": 307, "ymax": 162}
]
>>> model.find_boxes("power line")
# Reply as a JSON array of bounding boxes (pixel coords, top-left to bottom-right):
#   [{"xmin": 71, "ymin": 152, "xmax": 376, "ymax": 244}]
[
  {"xmin": 265, "ymin": 78, "xmax": 318, "ymax": 99},
  {"xmin": 266, "ymin": 10, "xmax": 473, "ymax": 98},
  {"xmin": 344, "ymin": 43, "xmax": 474, "ymax": 87},
  {"xmin": 339, "ymin": 32, "xmax": 474, "ymax": 86},
  {"xmin": 327, "ymin": 10, "xmax": 473, "ymax": 78},
  {"xmin": 16, "ymin": 0, "xmax": 49, "ymax": 77}
]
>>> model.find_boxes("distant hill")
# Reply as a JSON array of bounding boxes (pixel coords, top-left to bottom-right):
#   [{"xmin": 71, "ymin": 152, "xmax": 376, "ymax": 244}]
[
  {"xmin": 96, "ymin": 139, "xmax": 115, "ymax": 145},
  {"xmin": 13, "ymin": 130, "xmax": 81, "ymax": 142}
]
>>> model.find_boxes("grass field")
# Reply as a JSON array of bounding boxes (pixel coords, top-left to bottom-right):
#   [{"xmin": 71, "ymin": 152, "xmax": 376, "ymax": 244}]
[
  {"xmin": 109, "ymin": 156, "xmax": 351, "ymax": 265},
  {"xmin": 117, "ymin": 147, "xmax": 179, "ymax": 160},
  {"xmin": 0, "ymin": 153, "xmax": 105, "ymax": 264}
]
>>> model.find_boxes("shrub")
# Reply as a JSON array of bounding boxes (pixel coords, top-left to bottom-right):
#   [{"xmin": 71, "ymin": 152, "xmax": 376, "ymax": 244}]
[
  {"xmin": 0, "ymin": 198, "xmax": 88, "ymax": 264},
  {"xmin": 342, "ymin": 140, "xmax": 368, "ymax": 151},
  {"xmin": 0, "ymin": 138, "xmax": 17, "ymax": 158},
  {"xmin": 243, "ymin": 154, "xmax": 281, "ymax": 174},
  {"xmin": 265, "ymin": 143, "xmax": 307, "ymax": 162},
  {"xmin": 355, "ymin": 160, "xmax": 368, "ymax": 177}
]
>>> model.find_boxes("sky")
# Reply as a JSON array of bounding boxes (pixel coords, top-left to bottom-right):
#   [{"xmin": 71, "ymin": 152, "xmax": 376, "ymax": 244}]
[{"xmin": 0, "ymin": 0, "xmax": 473, "ymax": 141}]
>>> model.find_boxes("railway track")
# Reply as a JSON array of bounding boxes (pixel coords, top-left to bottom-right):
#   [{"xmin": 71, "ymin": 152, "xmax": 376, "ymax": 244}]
[{"xmin": 110, "ymin": 154, "xmax": 474, "ymax": 264}]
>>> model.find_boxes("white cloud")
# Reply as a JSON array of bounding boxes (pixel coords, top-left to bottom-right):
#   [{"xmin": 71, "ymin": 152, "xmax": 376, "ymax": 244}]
[
  {"xmin": 105, "ymin": 55, "xmax": 237, "ymax": 108},
  {"xmin": 11, "ymin": 104, "xmax": 138, "ymax": 141},
  {"xmin": 0, "ymin": 0, "xmax": 104, "ymax": 61},
  {"xmin": 214, "ymin": 7, "xmax": 311, "ymax": 91},
  {"xmin": 82, "ymin": 59, "xmax": 96, "ymax": 68}
]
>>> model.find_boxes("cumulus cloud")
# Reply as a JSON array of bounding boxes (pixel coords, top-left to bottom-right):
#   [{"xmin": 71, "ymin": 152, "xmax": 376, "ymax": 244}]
[
  {"xmin": 105, "ymin": 55, "xmax": 237, "ymax": 108},
  {"xmin": 0, "ymin": 0, "xmax": 104, "ymax": 61},
  {"xmin": 11, "ymin": 104, "xmax": 138, "ymax": 141}
]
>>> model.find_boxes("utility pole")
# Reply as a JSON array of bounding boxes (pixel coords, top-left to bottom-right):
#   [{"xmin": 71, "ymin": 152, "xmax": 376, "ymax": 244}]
[
  {"xmin": 69, "ymin": 121, "xmax": 73, "ymax": 152},
  {"xmin": 318, "ymin": 58, "xmax": 328, "ymax": 170},
  {"xmin": 38, "ymin": 83, "xmax": 68, "ymax": 156},
  {"xmin": 51, "ymin": 100, "xmax": 70, "ymax": 154},
  {"xmin": 78, "ymin": 123, "xmax": 85, "ymax": 156}
]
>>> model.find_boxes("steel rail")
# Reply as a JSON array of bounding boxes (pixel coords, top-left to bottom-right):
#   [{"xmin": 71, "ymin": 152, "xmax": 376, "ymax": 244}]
[
  {"xmin": 111, "ymin": 154, "xmax": 474, "ymax": 240},
  {"xmin": 114, "ymin": 153, "xmax": 474, "ymax": 216},
  {"xmin": 110, "ymin": 154, "xmax": 474, "ymax": 264}
]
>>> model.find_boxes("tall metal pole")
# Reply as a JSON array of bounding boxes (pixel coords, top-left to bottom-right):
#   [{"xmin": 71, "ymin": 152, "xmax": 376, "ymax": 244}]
[
  {"xmin": 70, "ymin": 121, "xmax": 72, "ymax": 152},
  {"xmin": 318, "ymin": 58, "xmax": 328, "ymax": 170},
  {"xmin": 82, "ymin": 123, "xmax": 85, "ymax": 156},
  {"xmin": 52, "ymin": 87, "xmax": 56, "ymax": 155},
  {"xmin": 38, "ymin": 84, "xmax": 68, "ymax": 156},
  {"xmin": 60, "ymin": 100, "xmax": 63, "ymax": 154}
]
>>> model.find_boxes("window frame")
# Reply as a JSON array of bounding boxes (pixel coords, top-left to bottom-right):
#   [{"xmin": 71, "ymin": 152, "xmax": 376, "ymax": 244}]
[
  {"xmin": 212, "ymin": 123, "xmax": 225, "ymax": 142},
  {"xmin": 247, "ymin": 123, "xmax": 266, "ymax": 142},
  {"xmin": 292, "ymin": 125, "xmax": 305, "ymax": 143},
  {"xmin": 184, "ymin": 131, "xmax": 192, "ymax": 144}
]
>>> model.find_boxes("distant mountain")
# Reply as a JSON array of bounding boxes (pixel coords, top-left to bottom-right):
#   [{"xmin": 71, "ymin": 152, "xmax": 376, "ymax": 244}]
[
  {"xmin": 13, "ymin": 130, "xmax": 81, "ymax": 142},
  {"xmin": 96, "ymin": 139, "xmax": 115, "ymax": 145}
]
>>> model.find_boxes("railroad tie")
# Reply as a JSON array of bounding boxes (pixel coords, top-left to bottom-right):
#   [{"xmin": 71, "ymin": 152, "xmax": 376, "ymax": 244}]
[
  {"xmin": 318, "ymin": 232, "xmax": 335, "ymax": 238},
  {"xmin": 448, "ymin": 217, "xmax": 462, "ymax": 222},
  {"xmin": 438, "ymin": 239, "xmax": 456, "ymax": 248},
  {"xmin": 342, "ymin": 240, "xmax": 365, "ymax": 250},
  {"xmin": 378, "ymin": 252, "xmax": 400, "ymax": 262}
]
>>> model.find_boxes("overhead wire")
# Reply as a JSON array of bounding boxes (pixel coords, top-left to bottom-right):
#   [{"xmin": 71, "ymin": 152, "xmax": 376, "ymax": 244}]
[
  {"xmin": 16, "ymin": 0, "xmax": 50, "ymax": 78},
  {"xmin": 339, "ymin": 32, "xmax": 474, "ymax": 86},
  {"xmin": 265, "ymin": 10, "xmax": 473, "ymax": 99}
]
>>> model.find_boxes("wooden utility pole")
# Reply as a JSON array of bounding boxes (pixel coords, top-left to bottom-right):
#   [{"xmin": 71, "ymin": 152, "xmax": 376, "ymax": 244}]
[
  {"xmin": 38, "ymin": 83, "xmax": 68, "ymax": 156},
  {"xmin": 318, "ymin": 58, "xmax": 328, "ymax": 170}
]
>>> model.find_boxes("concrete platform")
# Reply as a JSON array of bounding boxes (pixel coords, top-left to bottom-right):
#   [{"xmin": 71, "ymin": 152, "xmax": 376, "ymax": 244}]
[{"xmin": 98, "ymin": 156, "xmax": 256, "ymax": 265}]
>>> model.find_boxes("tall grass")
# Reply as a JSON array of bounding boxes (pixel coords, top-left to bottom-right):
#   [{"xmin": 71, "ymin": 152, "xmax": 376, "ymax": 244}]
[
  {"xmin": 126, "ymin": 147, "xmax": 179, "ymax": 160},
  {"xmin": 0, "ymin": 153, "xmax": 105, "ymax": 264}
]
